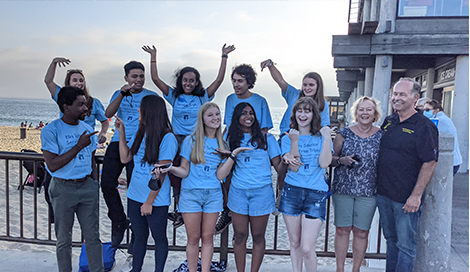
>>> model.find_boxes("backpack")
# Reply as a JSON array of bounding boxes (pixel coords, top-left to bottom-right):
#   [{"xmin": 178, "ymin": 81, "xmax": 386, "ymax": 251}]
[{"xmin": 79, "ymin": 242, "xmax": 116, "ymax": 272}]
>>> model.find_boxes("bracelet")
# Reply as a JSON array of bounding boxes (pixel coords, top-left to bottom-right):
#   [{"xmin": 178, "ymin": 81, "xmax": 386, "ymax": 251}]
[
  {"xmin": 222, "ymin": 54, "xmax": 228, "ymax": 58},
  {"xmin": 75, "ymin": 144, "xmax": 83, "ymax": 151},
  {"xmin": 229, "ymin": 153, "xmax": 237, "ymax": 161},
  {"xmin": 268, "ymin": 60, "xmax": 274, "ymax": 67}
]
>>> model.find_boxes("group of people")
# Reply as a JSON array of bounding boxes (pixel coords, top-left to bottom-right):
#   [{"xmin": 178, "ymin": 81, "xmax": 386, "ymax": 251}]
[
  {"xmin": 39, "ymin": 43, "xmax": 450, "ymax": 272},
  {"xmin": 20, "ymin": 121, "xmax": 44, "ymax": 129}
]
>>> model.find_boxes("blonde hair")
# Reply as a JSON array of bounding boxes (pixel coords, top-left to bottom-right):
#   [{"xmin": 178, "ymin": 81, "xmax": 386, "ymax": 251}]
[
  {"xmin": 190, "ymin": 102, "xmax": 227, "ymax": 164},
  {"xmin": 350, "ymin": 96, "xmax": 382, "ymax": 124}
]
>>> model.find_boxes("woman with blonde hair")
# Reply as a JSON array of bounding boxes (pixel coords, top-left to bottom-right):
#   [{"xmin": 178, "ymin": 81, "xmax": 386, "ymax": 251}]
[{"xmin": 331, "ymin": 96, "xmax": 383, "ymax": 272}]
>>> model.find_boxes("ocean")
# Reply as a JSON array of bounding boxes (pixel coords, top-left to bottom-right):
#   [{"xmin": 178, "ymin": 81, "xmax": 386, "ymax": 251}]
[{"xmin": 0, "ymin": 97, "xmax": 285, "ymax": 137}]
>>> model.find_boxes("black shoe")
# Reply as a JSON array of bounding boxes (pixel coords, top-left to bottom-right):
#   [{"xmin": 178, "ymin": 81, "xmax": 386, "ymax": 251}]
[
  {"xmin": 168, "ymin": 212, "xmax": 177, "ymax": 222},
  {"xmin": 173, "ymin": 212, "xmax": 184, "ymax": 228},
  {"xmin": 111, "ymin": 218, "xmax": 130, "ymax": 248},
  {"xmin": 214, "ymin": 209, "xmax": 232, "ymax": 235}
]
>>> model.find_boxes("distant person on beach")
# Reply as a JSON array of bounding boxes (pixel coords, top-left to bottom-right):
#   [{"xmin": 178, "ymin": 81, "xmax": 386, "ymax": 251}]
[
  {"xmin": 37, "ymin": 121, "xmax": 45, "ymax": 129},
  {"xmin": 330, "ymin": 96, "xmax": 383, "ymax": 272},
  {"xmin": 221, "ymin": 102, "xmax": 282, "ymax": 272},
  {"xmin": 114, "ymin": 95, "xmax": 177, "ymax": 272},
  {"xmin": 102, "ymin": 61, "xmax": 158, "ymax": 254},
  {"xmin": 44, "ymin": 57, "xmax": 109, "ymax": 144},
  {"xmin": 280, "ymin": 97, "xmax": 333, "ymax": 272},
  {"xmin": 28, "ymin": 122, "xmax": 34, "ymax": 129},
  {"xmin": 40, "ymin": 86, "xmax": 102, "ymax": 272},
  {"xmin": 142, "ymin": 43, "xmax": 235, "ymax": 228},
  {"xmin": 216, "ymin": 64, "xmax": 274, "ymax": 234},
  {"xmin": 20, "ymin": 122, "xmax": 25, "ymax": 128},
  {"xmin": 376, "ymin": 78, "xmax": 438, "ymax": 272}
]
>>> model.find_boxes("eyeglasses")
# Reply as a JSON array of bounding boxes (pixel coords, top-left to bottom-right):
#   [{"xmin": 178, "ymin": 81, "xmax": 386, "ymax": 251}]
[
  {"xmin": 423, "ymin": 109, "xmax": 432, "ymax": 112},
  {"xmin": 67, "ymin": 69, "xmax": 83, "ymax": 74}
]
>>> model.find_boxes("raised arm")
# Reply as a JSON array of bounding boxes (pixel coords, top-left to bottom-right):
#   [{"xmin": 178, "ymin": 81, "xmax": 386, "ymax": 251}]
[
  {"xmin": 114, "ymin": 116, "xmax": 132, "ymax": 164},
  {"xmin": 105, "ymin": 84, "xmax": 133, "ymax": 118},
  {"xmin": 44, "ymin": 57, "xmax": 71, "ymax": 97},
  {"xmin": 318, "ymin": 126, "xmax": 334, "ymax": 169},
  {"xmin": 260, "ymin": 59, "xmax": 288, "ymax": 93},
  {"xmin": 206, "ymin": 44, "xmax": 236, "ymax": 97},
  {"xmin": 285, "ymin": 129, "xmax": 301, "ymax": 172},
  {"xmin": 142, "ymin": 45, "xmax": 169, "ymax": 95}
]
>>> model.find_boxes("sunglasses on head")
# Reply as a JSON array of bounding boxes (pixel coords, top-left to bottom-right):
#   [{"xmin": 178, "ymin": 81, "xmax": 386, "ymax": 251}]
[{"xmin": 67, "ymin": 69, "xmax": 83, "ymax": 74}]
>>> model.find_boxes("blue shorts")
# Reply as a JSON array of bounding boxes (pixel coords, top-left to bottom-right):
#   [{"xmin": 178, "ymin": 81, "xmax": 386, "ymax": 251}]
[
  {"xmin": 179, "ymin": 187, "xmax": 223, "ymax": 214},
  {"xmin": 279, "ymin": 182, "xmax": 328, "ymax": 221},
  {"xmin": 227, "ymin": 183, "xmax": 275, "ymax": 216}
]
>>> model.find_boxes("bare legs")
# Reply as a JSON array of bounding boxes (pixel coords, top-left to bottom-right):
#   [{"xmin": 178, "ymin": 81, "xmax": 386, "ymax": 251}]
[
  {"xmin": 334, "ymin": 226, "xmax": 370, "ymax": 272},
  {"xmin": 232, "ymin": 212, "xmax": 270, "ymax": 272},
  {"xmin": 182, "ymin": 212, "xmax": 219, "ymax": 272},
  {"xmin": 283, "ymin": 214, "xmax": 323, "ymax": 272}
]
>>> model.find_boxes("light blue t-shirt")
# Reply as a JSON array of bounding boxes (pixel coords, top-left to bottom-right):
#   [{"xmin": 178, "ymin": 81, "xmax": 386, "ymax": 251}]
[
  {"xmin": 223, "ymin": 93, "xmax": 273, "ymax": 130},
  {"xmin": 180, "ymin": 136, "xmax": 227, "ymax": 189},
  {"xmin": 53, "ymin": 85, "xmax": 108, "ymax": 131},
  {"xmin": 126, "ymin": 133, "xmax": 178, "ymax": 206},
  {"xmin": 108, "ymin": 88, "xmax": 159, "ymax": 143},
  {"xmin": 280, "ymin": 84, "xmax": 330, "ymax": 135},
  {"xmin": 281, "ymin": 134, "xmax": 332, "ymax": 191},
  {"xmin": 231, "ymin": 133, "xmax": 280, "ymax": 190},
  {"xmin": 433, "ymin": 111, "xmax": 462, "ymax": 166},
  {"xmin": 164, "ymin": 87, "xmax": 214, "ymax": 136},
  {"xmin": 41, "ymin": 119, "xmax": 97, "ymax": 179}
]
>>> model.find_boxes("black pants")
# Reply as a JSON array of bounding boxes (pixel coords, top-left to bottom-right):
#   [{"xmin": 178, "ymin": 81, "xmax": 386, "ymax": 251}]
[{"xmin": 101, "ymin": 141, "xmax": 134, "ymax": 223}]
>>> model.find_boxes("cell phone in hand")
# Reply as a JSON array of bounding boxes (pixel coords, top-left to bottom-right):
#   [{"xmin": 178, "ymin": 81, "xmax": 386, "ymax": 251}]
[{"xmin": 158, "ymin": 163, "xmax": 172, "ymax": 170}]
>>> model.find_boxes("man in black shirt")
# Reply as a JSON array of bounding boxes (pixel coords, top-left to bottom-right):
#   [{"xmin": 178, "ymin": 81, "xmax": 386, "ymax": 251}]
[{"xmin": 376, "ymin": 78, "xmax": 438, "ymax": 272}]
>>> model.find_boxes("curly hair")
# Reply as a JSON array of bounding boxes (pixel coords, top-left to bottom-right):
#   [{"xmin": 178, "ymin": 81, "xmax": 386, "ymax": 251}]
[
  {"xmin": 289, "ymin": 97, "xmax": 322, "ymax": 135},
  {"xmin": 231, "ymin": 64, "xmax": 257, "ymax": 89},
  {"xmin": 173, "ymin": 66, "xmax": 205, "ymax": 98}
]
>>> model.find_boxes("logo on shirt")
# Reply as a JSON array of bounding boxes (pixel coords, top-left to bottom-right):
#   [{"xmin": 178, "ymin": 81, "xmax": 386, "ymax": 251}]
[
  {"xmin": 244, "ymin": 157, "xmax": 250, "ymax": 162},
  {"xmin": 383, "ymin": 120, "xmax": 392, "ymax": 131},
  {"xmin": 402, "ymin": 128, "xmax": 414, "ymax": 134},
  {"xmin": 127, "ymin": 116, "xmax": 133, "ymax": 121},
  {"xmin": 304, "ymin": 164, "xmax": 310, "ymax": 170},
  {"xmin": 184, "ymin": 115, "xmax": 189, "ymax": 120},
  {"xmin": 204, "ymin": 166, "xmax": 210, "ymax": 172},
  {"xmin": 78, "ymin": 154, "xmax": 84, "ymax": 160}
]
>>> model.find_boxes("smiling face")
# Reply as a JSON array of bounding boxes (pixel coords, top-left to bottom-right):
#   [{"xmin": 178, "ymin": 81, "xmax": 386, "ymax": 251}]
[
  {"xmin": 295, "ymin": 104, "xmax": 313, "ymax": 129},
  {"xmin": 125, "ymin": 68, "xmax": 145, "ymax": 92},
  {"xmin": 232, "ymin": 73, "xmax": 251, "ymax": 98},
  {"xmin": 302, "ymin": 77, "xmax": 318, "ymax": 97},
  {"xmin": 68, "ymin": 73, "xmax": 85, "ymax": 90},
  {"xmin": 203, "ymin": 106, "xmax": 221, "ymax": 130},
  {"xmin": 64, "ymin": 95, "xmax": 88, "ymax": 121},
  {"xmin": 355, "ymin": 99, "xmax": 377, "ymax": 125},
  {"xmin": 239, "ymin": 105, "xmax": 255, "ymax": 133},
  {"xmin": 181, "ymin": 72, "xmax": 197, "ymax": 95},
  {"xmin": 391, "ymin": 81, "xmax": 418, "ymax": 113}
]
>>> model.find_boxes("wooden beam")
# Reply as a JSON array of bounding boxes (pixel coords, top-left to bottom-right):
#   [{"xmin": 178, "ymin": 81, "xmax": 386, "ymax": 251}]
[
  {"xmin": 395, "ymin": 18, "xmax": 469, "ymax": 35},
  {"xmin": 362, "ymin": 21, "xmax": 379, "ymax": 35},
  {"xmin": 392, "ymin": 56, "xmax": 436, "ymax": 69},
  {"xmin": 336, "ymin": 70, "xmax": 365, "ymax": 81},
  {"xmin": 333, "ymin": 56, "xmax": 375, "ymax": 68},
  {"xmin": 349, "ymin": 23, "xmax": 362, "ymax": 35},
  {"xmin": 332, "ymin": 35, "xmax": 372, "ymax": 55}
]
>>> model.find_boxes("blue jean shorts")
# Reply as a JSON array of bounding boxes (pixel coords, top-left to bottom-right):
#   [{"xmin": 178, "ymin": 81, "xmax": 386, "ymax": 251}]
[
  {"xmin": 227, "ymin": 183, "xmax": 275, "ymax": 216},
  {"xmin": 179, "ymin": 187, "xmax": 223, "ymax": 213},
  {"xmin": 279, "ymin": 182, "xmax": 328, "ymax": 221}
]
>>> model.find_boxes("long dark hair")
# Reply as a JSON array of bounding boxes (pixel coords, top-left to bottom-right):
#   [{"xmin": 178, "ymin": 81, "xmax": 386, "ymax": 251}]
[
  {"xmin": 290, "ymin": 97, "xmax": 322, "ymax": 135},
  {"xmin": 227, "ymin": 102, "xmax": 266, "ymax": 151},
  {"xmin": 130, "ymin": 95, "xmax": 173, "ymax": 164},
  {"xmin": 299, "ymin": 72, "xmax": 325, "ymax": 112},
  {"xmin": 173, "ymin": 67, "xmax": 205, "ymax": 98}
]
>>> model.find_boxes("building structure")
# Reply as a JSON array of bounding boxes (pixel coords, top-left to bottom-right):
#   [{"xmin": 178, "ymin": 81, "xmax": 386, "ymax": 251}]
[{"xmin": 331, "ymin": 0, "xmax": 469, "ymax": 172}]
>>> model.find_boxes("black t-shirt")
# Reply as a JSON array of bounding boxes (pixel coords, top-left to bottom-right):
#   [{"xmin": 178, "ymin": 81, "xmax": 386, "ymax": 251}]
[{"xmin": 377, "ymin": 112, "xmax": 439, "ymax": 204}]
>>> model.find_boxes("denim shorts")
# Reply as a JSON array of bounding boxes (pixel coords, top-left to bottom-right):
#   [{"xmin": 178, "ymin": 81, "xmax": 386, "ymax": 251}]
[
  {"xmin": 279, "ymin": 182, "xmax": 328, "ymax": 221},
  {"xmin": 227, "ymin": 183, "xmax": 275, "ymax": 216},
  {"xmin": 332, "ymin": 194, "xmax": 376, "ymax": 230},
  {"xmin": 179, "ymin": 187, "xmax": 223, "ymax": 213}
]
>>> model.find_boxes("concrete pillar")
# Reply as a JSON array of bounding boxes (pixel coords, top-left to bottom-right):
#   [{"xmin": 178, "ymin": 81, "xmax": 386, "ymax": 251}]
[
  {"xmin": 416, "ymin": 132, "xmax": 454, "ymax": 271},
  {"xmin": 365, "ymin": 67, "xmax": 374, "ymax": 97},
  {"xmin": 363, "ymin": 0, "xmax": 371, "ymax": 22},
  {"xmin": 452, "ymin": 56, "xmax": 469, "ymax": 172},
  {"xmin": 347, "ymin": 95, "xmax": 353, "ymax": 125},
  {"xmin": 370, "ymin": 0, "xmax": 378, "ymax": 21},
  {"xmin": 372, "ymin": 55, "xmax": 393, "ymax": 115},
  {"xmin": 377, "ymin": 0, "xmax": 397, "ymax": 33},
  {"xmin": 357, "ymin": 81, "xmax": 365, "ymax": 97},
  {"xmin": 425, "ymin": 68, "xmax": 435, "ymax": 98}
]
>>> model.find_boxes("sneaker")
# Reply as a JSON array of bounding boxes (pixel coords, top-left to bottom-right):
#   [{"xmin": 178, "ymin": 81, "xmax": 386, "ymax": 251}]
[
  {"xmin": 173, "ymin": 212, "xmax": 184, "ymax": 228},
  {"xmin": 214, "ymin": 209, "xmax": 232, "ymax": 235},
  {"xmin": 112, "ymin": 218, "xmax": 130, "ymax": 248},
  {"xmin": 120, "ymin": 254, "xmax": 133, "ymax": 272}
]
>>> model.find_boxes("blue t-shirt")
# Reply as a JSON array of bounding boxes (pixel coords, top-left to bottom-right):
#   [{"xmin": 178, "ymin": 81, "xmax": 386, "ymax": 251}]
[
  {"xmin": 281, "ymin": 134, "xmax": 332, "ymax": 191},
  {"xmin": 126, "ymin": 133, "xmax": 178, "ymax": 206},
  {"xmin": 280, "ymin": 84, "xmax": 330, "ymax": 134},
  {"xmin": 164, "ymin": 87, "xmax": 214, "ymax": 136},
  {"xmin": 180, "ymin": 136, "xmax": 227, "ymax": 189},
  {"xmin": 231, "ymin": 133, "xmax": 280, "ymax": 189},
  {"xmin": 109, "ymin": 88, "xmax": 159, "ymax": 143},
  {"xmin": 53, "ymin": 85, "xmax": 108, "ymax": 131},
  {"xmin": 41, "ymin": 119, "xmax": 97, "ymax": 179},
  {"xmin": 223, "ymin": 93, "xmax": 273, "ymax": 130}
]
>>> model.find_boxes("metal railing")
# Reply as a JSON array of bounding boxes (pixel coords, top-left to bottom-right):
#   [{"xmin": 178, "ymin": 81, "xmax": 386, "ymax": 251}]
[{"xmin": 0, "ymin": 151, "xmax": 386, "ymax": 261}]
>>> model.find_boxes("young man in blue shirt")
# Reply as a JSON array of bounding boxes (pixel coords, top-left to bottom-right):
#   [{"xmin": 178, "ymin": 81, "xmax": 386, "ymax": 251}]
[{"xmin": 41, "ymin": 86, "xmax": 103, "ymax": 272}]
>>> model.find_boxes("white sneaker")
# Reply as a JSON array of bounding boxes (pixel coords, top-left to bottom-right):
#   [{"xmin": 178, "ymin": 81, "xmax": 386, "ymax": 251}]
[{"xmin": 121, "ymin": 255, "xmax": 133, "ymax": 272}]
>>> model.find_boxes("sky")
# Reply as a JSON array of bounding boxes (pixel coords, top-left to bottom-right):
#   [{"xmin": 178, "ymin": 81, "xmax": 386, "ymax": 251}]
[{"xmin": 0, "ymin": 0, "xmax": 349, "ymax": 110}]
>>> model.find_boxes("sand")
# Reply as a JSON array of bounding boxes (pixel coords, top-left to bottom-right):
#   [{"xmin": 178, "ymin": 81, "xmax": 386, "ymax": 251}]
[{"xmin": 0, "ymin": 125, "xmax": 355, "ymax": 270}]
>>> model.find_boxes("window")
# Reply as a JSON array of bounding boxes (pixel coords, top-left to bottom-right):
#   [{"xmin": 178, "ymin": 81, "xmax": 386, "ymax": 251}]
[{"xmin": 398, "ymin": 0, "xmax": 469, "ymax": 17}]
